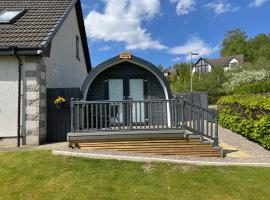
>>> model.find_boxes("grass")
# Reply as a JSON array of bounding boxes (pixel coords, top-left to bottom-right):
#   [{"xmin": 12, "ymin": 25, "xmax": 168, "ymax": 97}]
[{"xmin": 0, "ymin": 151, "xmax": 270, "ymax": 200}]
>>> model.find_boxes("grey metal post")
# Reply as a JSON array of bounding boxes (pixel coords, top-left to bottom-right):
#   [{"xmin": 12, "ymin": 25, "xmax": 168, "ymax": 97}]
[
  {"xmin": 214, "ymin": 111, "xmax": 219, "ymax": 147},
  {"xmin": 70, "ymin": 98, "xmax": 75, "ymax": 133},
  {"xmin": 190, "ymin": 53, "xmax": 193, "ymax": 93},
  {"xmin": 129, "ymin": 98, "xmax": 133, "ymax": 130},
  {"xmin": 189, "ymin": 52, "xmax": 199, "ymax": 92},
  {"xmin": 180, "ymin": 96, "xmax": 185, "ymax": 131}
]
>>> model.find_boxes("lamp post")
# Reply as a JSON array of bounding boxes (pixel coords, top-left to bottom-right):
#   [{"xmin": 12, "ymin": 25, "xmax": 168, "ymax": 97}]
[{"xmin": 189, "ymin": 52, "xmax": 199, "ymax": 93}]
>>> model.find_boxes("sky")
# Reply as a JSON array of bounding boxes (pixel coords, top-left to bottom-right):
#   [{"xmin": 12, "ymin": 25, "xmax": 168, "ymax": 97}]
[{"xmin": 81, "ymin": 0, "xmax": 270, "ymax": 68}]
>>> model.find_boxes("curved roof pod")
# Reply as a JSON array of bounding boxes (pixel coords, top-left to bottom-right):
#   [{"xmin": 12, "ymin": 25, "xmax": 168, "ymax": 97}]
[{"xmin": 81, "ymin": 54, "xmax": 173, "ymax": 100}]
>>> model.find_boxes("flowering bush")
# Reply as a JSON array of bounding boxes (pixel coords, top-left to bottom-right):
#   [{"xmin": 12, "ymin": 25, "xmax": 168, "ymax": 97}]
[
  {"xmin": 54, "ymin": 96, "xmax": 66, "ymax": 105},
  {"xmin": 223, "ymin": 70, "xmax": 270, "ymax": 91}
]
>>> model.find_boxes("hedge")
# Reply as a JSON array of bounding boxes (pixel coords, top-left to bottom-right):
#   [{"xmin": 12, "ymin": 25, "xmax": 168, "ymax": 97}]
[
  {"xmin": 218, "ymin": 94, "xmax": 270, "ymax": 150},
  {"xmin": 218, "ymin": 94, "xmax": 270, "ymax": 112},
  {"xmin": 234, "ymin": 82, "xmax": 270, "ymax": 94}
]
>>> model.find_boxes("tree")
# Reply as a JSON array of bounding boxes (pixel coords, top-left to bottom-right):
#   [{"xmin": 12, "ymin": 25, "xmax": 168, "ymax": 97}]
[
  {"xmin": 220, "ymin": 29, "xmax": 250, "ymax": 60},
  {"xmin": 158, "ymin": 64, "xmax": 164, "ymax": 71}
]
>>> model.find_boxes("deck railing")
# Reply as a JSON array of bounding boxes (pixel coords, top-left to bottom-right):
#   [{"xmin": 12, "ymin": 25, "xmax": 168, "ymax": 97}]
[{"xmin": 71, "ymin": 97, "xmax": 219, "ymax": 147}]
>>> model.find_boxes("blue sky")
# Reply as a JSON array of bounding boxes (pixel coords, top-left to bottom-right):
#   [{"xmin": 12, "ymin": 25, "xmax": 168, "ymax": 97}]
[{"xmin": 81, "ymin": 0, "xmax": 270, "ymax": 68}]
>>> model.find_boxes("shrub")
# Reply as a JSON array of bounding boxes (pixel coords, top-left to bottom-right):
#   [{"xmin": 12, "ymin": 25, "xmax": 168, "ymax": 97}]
[
  {"xmin": 219, "ymin": 108, "xmax": 270, "ymax": 149},
  {"xmin": 223, "ymin": 70, "xmax": 270, "ymax": 91},
  {"xmin": 218, "ymin": 94, "xmax": 270, "ymax": 112},
  {"xmin": 234, "ymin": 82, "xmax": 270, "ymax": 94},
  {"xmin": 218, "ymin": 94, "xmax": 270, "ymax": 149}
]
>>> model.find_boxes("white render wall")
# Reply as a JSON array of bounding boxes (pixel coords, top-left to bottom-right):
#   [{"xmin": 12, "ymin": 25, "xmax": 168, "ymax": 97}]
[
  {"xmin": 44, "ymin": 7, "xmax": 88, "ymax": 88},
  {"xmin": 0, "ymin": 57, "xmax": 19, "ymax": 138},
  {"xmin": 0, "ymin": 56, "xmax": 47, "ymax": 146}
]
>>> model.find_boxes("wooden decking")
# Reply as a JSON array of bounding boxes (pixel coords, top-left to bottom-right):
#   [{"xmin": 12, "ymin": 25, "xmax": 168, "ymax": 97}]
[{"xmin": 70, "ymin": 137, "xmax": 222, "ymax": 157}]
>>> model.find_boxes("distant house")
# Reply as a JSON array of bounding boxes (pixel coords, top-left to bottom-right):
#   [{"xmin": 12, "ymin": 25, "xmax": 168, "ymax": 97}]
[
  {"xmin": 0, "ymin": 0, "xmax": 91, "ymax": 146},
  {"xmin": 163, "ymin": 68, "xmax": 179, "ymax": 80},
  {"xmin": 194, "ymin": 54, "xmax": 244, "ymax": 74}
]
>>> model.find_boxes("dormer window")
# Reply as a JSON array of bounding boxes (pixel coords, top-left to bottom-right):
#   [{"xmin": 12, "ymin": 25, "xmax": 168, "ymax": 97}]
[{"xmin": 0, "ymin": 9, "xmax": 25, "ymax": 23}]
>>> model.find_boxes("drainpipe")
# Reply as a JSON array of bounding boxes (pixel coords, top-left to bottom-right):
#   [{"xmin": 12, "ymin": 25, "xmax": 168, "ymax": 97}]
[{"xmin": 11, "ymin": 47, "xmax": 23, "ymax": 147}]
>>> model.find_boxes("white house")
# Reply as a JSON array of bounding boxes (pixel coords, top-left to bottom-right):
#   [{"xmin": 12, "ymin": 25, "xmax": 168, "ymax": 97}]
[
  {"xmin": 193, "ymin": 54, "xmax": 244, "ymax": 74},
  {"xmin": 0, "ymin": 0, "xmax": 91, "ymax": 146}
]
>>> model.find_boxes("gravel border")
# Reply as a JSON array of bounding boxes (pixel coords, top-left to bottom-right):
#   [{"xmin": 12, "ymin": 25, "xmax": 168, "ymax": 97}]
[
  {"xmin": 218, "ymin": 127, "xmax": 270, "ymax": 159},
  {"xmin": 52, "ymin": 149, "xmax": 270, "ymax": 167},
  {"xmin": 51, "ymin": 127, "xmax": 270, "ymax": 166}
]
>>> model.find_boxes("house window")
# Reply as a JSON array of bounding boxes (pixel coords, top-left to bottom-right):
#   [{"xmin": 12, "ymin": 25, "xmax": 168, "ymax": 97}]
[
  {"xmin": 76, "ymin": 35, "xmax": 80, "ymax": 60},
  {"xmin": 0, "ymin": 9, "xmax": 25, "ymax": 23}
]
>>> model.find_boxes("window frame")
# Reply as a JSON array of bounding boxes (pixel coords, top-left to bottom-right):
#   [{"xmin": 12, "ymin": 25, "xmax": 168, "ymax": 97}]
[
  {"xmin": 75, "ymin": 35, "xmax": 80, "ymax": 61},
  {"xmin": 0, "ymin": 9, "xmax": 26, "ymax": 24}
]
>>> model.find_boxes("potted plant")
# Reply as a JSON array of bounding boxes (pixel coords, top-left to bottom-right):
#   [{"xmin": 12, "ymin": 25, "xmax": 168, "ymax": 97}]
[{"xmin": 54, "ymin": 96, "xmax": 66, "ymax": 110}]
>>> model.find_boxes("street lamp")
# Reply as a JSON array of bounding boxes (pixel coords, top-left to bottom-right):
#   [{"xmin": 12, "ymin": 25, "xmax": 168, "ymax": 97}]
[{"xmin": 189, "ymin": 52, "xmax": 199, "ymax": 93}]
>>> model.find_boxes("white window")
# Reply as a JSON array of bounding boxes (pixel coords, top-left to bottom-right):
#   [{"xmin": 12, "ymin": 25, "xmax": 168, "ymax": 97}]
[{"xmin": 0, "ymin": 9, "xmax": 25, "ymax": 23}]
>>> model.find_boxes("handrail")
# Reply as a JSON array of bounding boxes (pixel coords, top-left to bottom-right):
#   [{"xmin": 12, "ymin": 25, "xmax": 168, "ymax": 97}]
[
  {"xmin": 73, "ymin": 99, "xmax": 173, "ymax": 104},
  {"xmin": 183, "ymin": 100, "xmax": 217, "ymax": 114},
  {"xmin": 70, "ymin": 97, "xmax": 219, "ymax": 147},
  {"xmin": 182, "ymin": 98, "xmax": 219, "ymax": 147}
]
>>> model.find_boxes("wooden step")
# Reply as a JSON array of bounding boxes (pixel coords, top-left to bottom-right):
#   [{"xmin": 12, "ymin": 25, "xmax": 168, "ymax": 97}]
[
  {"xmin": 73, "ymin": 138, "xmax": 199, "ymax": 143},
  {"xmin": 70, "ymin": 138, "xmax": 221, "ymax": 158},
  {"xmin": 78, "ymin": 145, "xmax": 210, "ymax": 149}
]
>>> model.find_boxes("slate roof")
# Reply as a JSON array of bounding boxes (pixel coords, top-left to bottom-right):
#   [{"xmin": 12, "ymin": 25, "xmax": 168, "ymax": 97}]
[
  {"xmin": 0, "ymin": 0, "xmax": 91, "ymax": 70},
  {"xmin": 0, "ymin": 0, "xmax": 75, "ymax": 48},
  {"xmin": 204, "ymin": 54, "xmax": 245, "ymax": 67}
]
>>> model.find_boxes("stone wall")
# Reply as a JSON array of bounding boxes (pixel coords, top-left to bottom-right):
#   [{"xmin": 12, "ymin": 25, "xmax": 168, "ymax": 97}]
[{"xmin": 24, "ymin": 57, "xmax": 46, "ymax": 145}]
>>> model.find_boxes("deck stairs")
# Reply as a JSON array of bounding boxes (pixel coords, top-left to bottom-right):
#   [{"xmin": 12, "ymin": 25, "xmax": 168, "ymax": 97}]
[{"xmin": 69, "ymin": 131, "xmax": 222, "ymax": 157}]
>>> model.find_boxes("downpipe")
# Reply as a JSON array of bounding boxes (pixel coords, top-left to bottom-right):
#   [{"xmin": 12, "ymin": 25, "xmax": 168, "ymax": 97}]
[{"xmin": 12, "ymin": 47, "xmax": 23, "ymax": 147}]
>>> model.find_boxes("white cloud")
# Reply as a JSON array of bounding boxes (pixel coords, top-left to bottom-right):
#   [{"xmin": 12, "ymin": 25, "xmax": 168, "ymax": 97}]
[
  {"xmin": 84, "ymin": 0, "xmax": 166, "ymax": 50},
  {"xmin": 168, "ymin": 36, "xmax": 219, "ymax": 60},
  {"xmin": 170, "ymin": 0, "xmax": 196, "ymax": 15},
  {"xmin": 250, "ymin": 0, "xmax": 268, "ymax": 7},
  {"xmin": 172, "ymin": 57, "xmax": 183, "ymax": 62},
  {"xmin": 98, "ymin": 46, "xmax": 111, "ymax": 52},
  {"xmin": 205, "ymin": 1, "xmax": 239, "ymax": 15}
]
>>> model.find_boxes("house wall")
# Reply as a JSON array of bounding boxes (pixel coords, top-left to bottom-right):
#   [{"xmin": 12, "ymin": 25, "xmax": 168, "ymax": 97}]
[
  {"xmin": 43, "ymin": 7, "xmax": 88, "ymax": 89},
  {"xmin": 226, "ymin": 58, "xmax": 239, "ymax": 71},
  {"xmin": 24, "ymin": 57, "xmax": 47, "ymax": 145},
  {"xmin": 193, "ymin": 59, "xmax": 212, "ymax": 74},
  {"xmin": 0, "ymin": 57, "xmax": 19, "ymax": 140},
  {"xmin": 0, "ymin": 56, "xmax": 46, "ymax": 146}
]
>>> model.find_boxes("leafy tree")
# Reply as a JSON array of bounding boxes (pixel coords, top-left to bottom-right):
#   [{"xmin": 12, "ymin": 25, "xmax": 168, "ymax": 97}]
[
  {"xmin": 221, "ymin": 29, "xmax": 270, "ymax": 64},
  {"xmin": 158, "ymin": 64, "xmax": 164, "ymax": 71},
  {"xmin": 221, "ymin": 29, "xmax": 250, "ymax": 60},
  {"xmin": 170, "ymin": 63, "xmax": 191, "ymax": 94}
]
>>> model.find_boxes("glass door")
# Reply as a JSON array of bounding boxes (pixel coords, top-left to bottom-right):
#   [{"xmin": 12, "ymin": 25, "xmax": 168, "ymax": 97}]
[
  {"xmin": 129, "ymin": 79, "xmax": 145, "ymax": 123},
  {"xmin": 108, "ymin": 79, "xmax": 124, "ymax": 123}
]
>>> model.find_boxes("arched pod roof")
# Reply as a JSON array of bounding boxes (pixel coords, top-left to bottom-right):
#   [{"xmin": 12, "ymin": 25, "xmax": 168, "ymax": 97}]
[{"xmin": 81, "ymin": 54, "xmax": 173, "ymax": 100}]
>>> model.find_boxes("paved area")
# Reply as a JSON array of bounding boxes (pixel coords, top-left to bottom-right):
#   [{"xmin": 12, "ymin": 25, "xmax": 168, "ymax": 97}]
[{"xmin": 0, "ymin": 142, "xmax": 67, "ymax": 152}]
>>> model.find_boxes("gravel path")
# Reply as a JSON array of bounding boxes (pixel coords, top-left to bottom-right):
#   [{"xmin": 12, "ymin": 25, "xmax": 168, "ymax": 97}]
[{"xmin": 218, "ymin": 127, "xmax": 270, "ymax": 159}]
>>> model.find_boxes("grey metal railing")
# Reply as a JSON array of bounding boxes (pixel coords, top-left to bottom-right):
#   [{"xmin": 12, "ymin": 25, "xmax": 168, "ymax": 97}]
[
  {"xmin": 182, "ymin": 99, "xmax": 219, "ymax": 147},
  {"xmin": 71, "ymin": 97, "xmax": 219, "ymax": 147}
]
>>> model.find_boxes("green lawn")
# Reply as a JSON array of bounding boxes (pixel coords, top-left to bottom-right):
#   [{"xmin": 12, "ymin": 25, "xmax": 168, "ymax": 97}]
[{"xmin": 0, "ymin": 151, "xmax": 269, "ymax": 200}]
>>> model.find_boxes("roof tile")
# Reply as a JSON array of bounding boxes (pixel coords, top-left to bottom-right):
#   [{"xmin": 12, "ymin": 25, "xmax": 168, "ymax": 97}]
[{"xmin": 0, "ymin": 0, "xmax": 73, "ymax": 48}]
